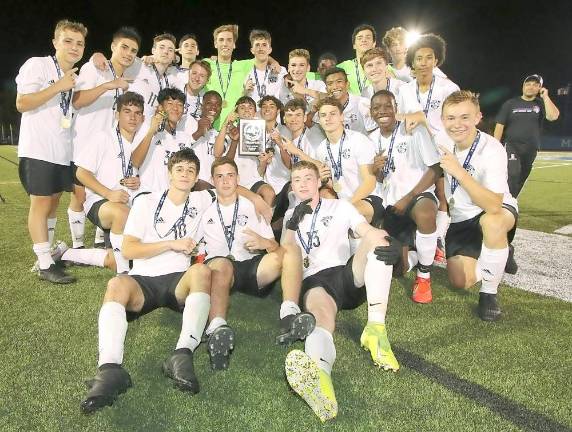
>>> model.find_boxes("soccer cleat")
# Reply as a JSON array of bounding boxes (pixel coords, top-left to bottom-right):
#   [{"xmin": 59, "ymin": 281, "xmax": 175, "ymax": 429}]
[
  {"xmin": 94, "ymin": 242, "xmax": 106, "ymax": 249},
  {"xmin": 504, "ymin": 244, "xmax": 518, "ymax": 275},
  {"xmin": 285, "ymin": 350, "xmax": 337, "ymax": 422},
  {"xmin": 30, "ymin": 240, "xmax": 70, "ymax": 272},
  {"xmin": 207, "ymin": 325, "xmax": 235, "ymax": 370},
  {"xmin": 411, "ymin": 276, "xmax": 432, "ymax": 303},
  {"xmin": 478, "ymin": 292, "xmax": 502, "ymax": 321},
  {"xmin": 434, "ymin": 238, "xmax": 446, "ymax": 265},
  {"xmin": 163, "ymin": 348, "xmax": 200, "ymax": 394},
  {"xmin": 80, "ymin": 364, "xmax": 132, "ymax": 414},
  {"xmin": 276, "ymin": 312, "xmax": 316, "ymax": 345},
  {"xmin": 39, "ymin": 264, "xmax": 76, "ymax": 284},
  {"xmin": 360, "ymin": 323, "xmax": 400, "ymax": 371}
]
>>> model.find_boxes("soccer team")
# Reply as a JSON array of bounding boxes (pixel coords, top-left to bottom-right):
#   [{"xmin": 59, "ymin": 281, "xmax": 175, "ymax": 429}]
[{"xmin": 15, "ymin": 19, "xmax": 555, "ymax": 422}]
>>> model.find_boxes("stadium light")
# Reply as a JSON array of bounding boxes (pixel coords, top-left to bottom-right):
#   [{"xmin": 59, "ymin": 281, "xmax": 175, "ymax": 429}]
[{"xmin": 406, "ymin": 30, "xmax": 421, "ymax": 47}]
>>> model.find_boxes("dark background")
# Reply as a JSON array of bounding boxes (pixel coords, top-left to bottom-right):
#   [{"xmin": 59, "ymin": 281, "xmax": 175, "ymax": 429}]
[{"xmin": 1, "ymin": 0, "xmax": 571, "ymax": 134}]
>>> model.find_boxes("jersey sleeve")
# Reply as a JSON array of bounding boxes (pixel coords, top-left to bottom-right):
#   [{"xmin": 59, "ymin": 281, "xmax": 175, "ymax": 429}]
[
  {"xmin": 414, "ymin": 127, "xmax": 440, "ymax": 166},
  {"xmin": 481, "ymin": 141, "xmax": 509, "ymax": 194},
  {"xmin": 16, "ymin": 57, "xmax": 47, "ymax": 94},
  {"xmin": 124, "ymin": 194, "xmax": 149, "ymax": 239},
  {"xmin": 75, "ymin": 62, "xmax": 99, "ymax": 91},
  {"xmin": 75, "ymin": 132, "xmax": 106, "ymax": 173},
  {"xmin": 355, "ymin": 134, "xmax": 376, "ymax": 165},
  {"xmin": 495, "ymin": 100, "xmax": 512, "ymax": 125},
  {"xmin": 396, "ymin": 85, "xmax": 422, "ymax": 114},
  {"xmin": 340, "ymin": 200, "xmax": 367, "ymax": 232}
]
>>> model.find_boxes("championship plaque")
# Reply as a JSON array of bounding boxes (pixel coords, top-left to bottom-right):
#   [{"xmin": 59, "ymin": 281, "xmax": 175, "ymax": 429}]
[{"xmin": 239, "ymin": 119, "xmax": 266, "ymax": 156}]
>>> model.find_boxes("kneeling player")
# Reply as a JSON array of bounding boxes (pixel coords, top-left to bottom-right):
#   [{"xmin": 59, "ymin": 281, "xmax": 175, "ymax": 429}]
[
  {"xmin": 80, "ymin": 149, "xmax": 216, "ymax": 413},
  {"xmin": 438, "ymin": 91, "xmax": 518, "ymax": 321},
  {"xmin": 283, "ymin": 161, "xmax": 401, "ymax": 422}
]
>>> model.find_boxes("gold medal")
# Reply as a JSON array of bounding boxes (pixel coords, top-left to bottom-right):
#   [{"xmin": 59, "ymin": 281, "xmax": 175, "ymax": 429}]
[
  {"xmin": 333, "ymin": 182, "xmax": 342, "ymax": 193},
  {"xmin": 448, "ymin": 197, "xmax": 455, "ymax": 209},
  {"xmin": 60, "ymin": 117, "xmax": 71, "ymax": 129},
  {"xmin": 222, "ymin": 100, "xmax": 228, "ymax": 108},
  {"xmin": 303, "ymin": 256, "xmax": 310, "ymax": 268}
]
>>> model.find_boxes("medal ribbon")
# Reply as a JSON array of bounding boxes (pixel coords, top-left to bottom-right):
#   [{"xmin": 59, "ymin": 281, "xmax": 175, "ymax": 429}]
[
  {"xmin": 381, "ymin": 121, "xmax": 401, "ymax": 176},
  {"xmin": 216, "ymin": 198, "xmax": 239, "ymax": 254},
  {"xmin": 296, "ymin": 199, "xmax": 322, "ymax": 255},
  {"xmin": 108, "ymin": 61, "xmax": 122, "ymax": 109},
  {"xmin": 116, "ymin": 126, "xmax": 133, "ymax": 178},
  {"xmin": 354, "ymin": 59, "xmax": 366, "ymax": 92},
  {"xmin": 215, "ymin": 60, "xmax": 233, "ymax": 100},
  {"xmin": 253, "ymin": 66, "xmax": 269, "ymax": 97},
  {"xmin": 416, "ymin": 75, "xmax": 435, "ymax": 115},
  {"xmin": 51, "ymin": 56, "xmax": 72, "ymax": 117},
  {"xmin": 153, "ymin": 190, "xmax": 191, "ymax": 239},
  {"xmin": 325, "ymin": 131, "xmax": 346, "ymax": 180},
  {"xmin": 451, "ymin": 131, "xmax": 481, "ymax": 195},
  {"xmin": 152, "ymin": 64, "xmax": 170, "ymax": 90},
  {"xmin": 292, "ymin": 127, "xmax": 307, "ymax": 164}
]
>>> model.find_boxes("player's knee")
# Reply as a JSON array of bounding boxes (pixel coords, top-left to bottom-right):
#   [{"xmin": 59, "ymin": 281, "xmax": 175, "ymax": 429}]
[
  {"xmin": 283, "ymin": 242, "xmax": 302, "ymax": 259},
  {"xmin": 447, "ymin": 270, "xmax": 468, "ymax": 289},
  {"xmin": 480, "ymin": 212, "xmax": 506, "ymax": 235},
  {"xmin": 104, "ymin": 276, "xmax": 131, "ymax": 304},
  {"xmin": 415, "ymin": 208, "xmax": 437, "ymax": 231}
]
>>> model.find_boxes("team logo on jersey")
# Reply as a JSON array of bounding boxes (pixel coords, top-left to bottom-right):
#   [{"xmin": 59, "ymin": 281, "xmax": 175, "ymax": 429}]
[
  {"xmin": 188, "ymin": 207, "xmax": 198, "ymax": 218},
  {"xmin": 237, "ymin": 214, "xmax": 249, "ymax": 226},
  {"xmin": 206, "ymin": 218, "xmax": 214, "ymax": 224},
  {"xmin": 164, "ymin": 150, "xmax": 174, "ymax": 165},
  {"xmin": 48, "ymin": 79, "xmax": 55, "ymax": 85},
  {"xmin": 178, "ymin": 143, "xmax": 187, "ymax": 150},
  {"xmin": 321, "ymin": 216, "xmax": 333, "ymax": 227},
  {"xmin": 396, "ymin": 141, "xmax": 408, "ymax": 153},
  {"xmin": 347, "ymin": 113, "xmax": 358, "ymax": 122},
  {"xmin": 155, "ymin": 139, "xmax": 162, "ymax": 146},
  {"xmin": 430, "ymin": 100, "xmax": 441, "ymax": 110},
  {"xmin": 342, "ymin": 149, "xmax": 351, "ymax": 159},
  {"xmin": 269, "ymin": 75, "xmax": 278, "ymax": 83},
  {"xmin": 533, "ymin": 105, "xmax": 540, "ymax": 113}
]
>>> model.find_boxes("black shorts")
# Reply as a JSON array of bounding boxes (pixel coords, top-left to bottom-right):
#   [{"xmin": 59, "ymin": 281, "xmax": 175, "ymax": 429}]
[
  {"xmin": 362, "ymin": 194, "xmax": 385, "ymax": 228},
  {"xmin": 206, "ymin": 254, "xmax": 269, "ymax": 297},
  {"xmin": 86, "ymin": 199, "xmax": 111, "ymax": 248},
  {"xmin": 445, "ymin": 204, "xmax": 518, "ymax": 259},
  {"xmin": 302, "ymin": 256, "xmax": 366, "ymax": 311},
  {"xmin": 272, "ymin": 181, "xmax": 291, "ymax": 223},
  {"xmin": 383, "ymin": 192, "xmax": 437, "ymax": 248},
  {"xmin": 71, "ymin": 162, "xmax": 84, "ymax": 187},
  {"xmin": 18, "ymin": 157, "xmax": 73, "ymax": 196},
  {"xmin": 127, "ymin": 272, "xmax": 186, "ymax": 321},
  {"xmin": 250, "ymin": 180, "xmax": 269, "ymax": 194}
]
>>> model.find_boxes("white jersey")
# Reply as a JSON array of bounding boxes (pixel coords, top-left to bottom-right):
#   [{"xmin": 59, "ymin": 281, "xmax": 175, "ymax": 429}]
[
  {"xmin": 174, "ymin": 66, "xmax": 190, "ymax": 91},
  {"xmin": 391, "ymin": 65, "xmax": 447, "ymax": 83},
  {"xmin": 283, "ymin": 125, "xmax": 325, "ymax": 160},
  {"xmin": 361, "ymin": 78, "xmax": 403, "ymax": 100},
  {"xmin": 278, "ymin": 79, "xmax": 326, "ymax": 112},
  {"xmin": 436, "ymin": 131, "xmax": 518, "ymax": 223},
  {"xmin": 191, "ymin": 128, "xmax": 230, "ymax": 183},
  {"xmin": 16, "ymin": 56, "xmax": 74, "ymax": 165},
  {"xmin": 138, "ymin": 127, "xmax": 192, "ymax": 193},
  {"xmin": 369, "ymin": 122, "xmax": 440, "ymax": 206},
  {"xmin": 182, "ymin": 88, "xmax": 206, "ymax": 122},
  {"xmin": 312, "ymin": 93, "xmax": 374, "ymax": 134},
  {"xmin": 125, "ymin": 190, "xmax": 215, "ymax": 276},
  {"xmin": 397, "ymin": 74, "xmax": 460, "ymax": 135},
  {"xmin": 202, "ymin": 195, "xmax": 274, "ymax": 262},
  {"xmin": 263, "ymin": 124, "xmax": 290, "ymax": 193},
  {"xmin": 129, "ymin": 64, "xmax": 180, "ymax": 118},
  {"xmin": 283, "ymin": 199, "xmax": 366, "ymax": 278},
  {"xmin": 312, "ymin": 129, "xmax": 376, "ymax": 201},
  {"xmin": 245, "ymin": 65, "xmax": 287, "ymax": 104},
  {"xmin": 75, "ymin": 128, "xmax": 139, "ymax": 215}
]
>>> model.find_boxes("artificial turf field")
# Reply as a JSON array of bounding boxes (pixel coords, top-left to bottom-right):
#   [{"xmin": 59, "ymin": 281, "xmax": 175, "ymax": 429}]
[{"xmin": 0, "ymin": 145, "xmax": 571, "ymax": 432}]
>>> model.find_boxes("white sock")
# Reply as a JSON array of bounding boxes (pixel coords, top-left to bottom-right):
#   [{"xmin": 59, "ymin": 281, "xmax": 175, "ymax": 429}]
[
  {"xmin": 109, "ymin": 232, "xmax": 130, "ymax": 273},
  {"xmin": 364, "ymin": 251, "xmax": 392, "ymax": 324},
  {"xmin": 407, "ymin": 251, "xmax": 419, "ymax": 273},
  {"xmin": 33, "ymin": 242, "xmax": 54, "ymax": 270},
  {"xmin": 67, "ymin": 208, "xmax": 85, "ymax": 248},
  {"xmin": 305, "ymin": 326, "xmax": 336, "ymax": 375},
  {"xmin": 62, "ymin": 248, "xmax": 107, "ymax": 267},
  {"xmin": 47, "ymin": 217, "xmax": 57, "ymax": 247},
  {"xmin": 416, "ymin": 230, "xmax": 437, "ymax": 279},
  {"xmin": 95, "ymin": 227, "xmax": 105, "ymax": 244},
  {"xmin": 279, "ymin": 300, "xmax": 301, "ymax": 319},
  {"xmin": 176, "ymin": 292, "xmax": 210, "ymax": 351},
  {"xmin": 205, "ymin": 316, "xmax": 227, "ymax": 335},
  {"xmin": 478, "ymin": 245, "xmax": 509, "ymax": 295},
  {"xmin": 436, "ymin": 211, "xmax": 450, "ymax": 240},
  {"xmin": 98, "ymin": 301, "xmax": 128, "ymax": 366}
]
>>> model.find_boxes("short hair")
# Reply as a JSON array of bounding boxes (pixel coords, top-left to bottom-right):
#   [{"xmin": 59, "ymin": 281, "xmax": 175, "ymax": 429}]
[
  {"xmin": 213, "ymin": 25, "xmax": 239, "ymax": 43},
  {"xmin": 54, "ymin": 19, "xmax": 87, "ymax": 39},
  {"xmin": 158, "ymin": 87, "xmax": 186, "ymax": 105},
  {"xmin": 289, "ymin": 49, "xmax": 311, "ymax": 63},
  {"xmin": 189, "ymin": 59, "xmax": 212, "ymax": 79},
  {"xmin": 382, "ymin": 27, "xmax": 407, "ymax": 49},
  {"xmin": 352, "ymin": 24, "xmax": 377, "ymax": 45},
  {"xmin": 442, "ymin": 90, "xmax": 480, "ymax": 111},
  {"xmin": 371, "ymin": 89, "xmax": 396, "ymax": 105},
  {"xmin": 360, "ymin": 47, "xmax": 391, "ymax": 68},
  {"xmin": 153, "ymin": 33, "xmax": 176, "ymax": 47},
  {"xmin": 292, "ymin": 160, "xmax": 319, "ymax": 178},
  {"xmin": 258, "ymin": 95, "xmax": 283, "ymax": 110},
  {"xmin": 116, "ymin": 91, "xmax": 144, "ymax": 111},
  {"xmin": 234, "ymin": 96, "xmax": 256, "ymax": 111},
  {"xmin": 203, "ymin": 90, "xmax": 222, "ymax": 103},
  {"xmin": 112, "ymin": 27, "xmax": 141, "ymax": 48},
  {"xmin": 284, "ymin": 98, "xmax": 307, "ymax": 114},
  {"xmin": 318, "ymin": 52, "xmax": 338, "ymax": 64},
  {"xmin": 249, "ymin": 29, "xmax": 271, "ymax": 46},
  {"xmin": 406, "ymin": 33, "xmax": 447, "ymax": 68},
  {"xmin": 179, "ymin": 33, "xmax": 198, "ymax": 48},
  {"xmin": 323, "ymin": 67, "xmax": 348, "ymax": 82},
  {"xmin": 211, "ymin": 156, "xmax": 238, "ymax": 177},
  {"xmin": 315, "ymin": 96, "xmax": 343, "ymax": 114},
  {"xmin": 168, "ymin": 148, "xmax": 200, "ymax": 174}
]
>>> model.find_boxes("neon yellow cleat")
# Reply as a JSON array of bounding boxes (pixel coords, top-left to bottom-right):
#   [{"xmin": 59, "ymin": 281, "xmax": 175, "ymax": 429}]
[
  {"xmin": 360, "ymin": 323, "xmax": 400, "ymax": 371},
  {"xmin": 285, "ymin": 350, "xmax": 337, "ymax": 422}
]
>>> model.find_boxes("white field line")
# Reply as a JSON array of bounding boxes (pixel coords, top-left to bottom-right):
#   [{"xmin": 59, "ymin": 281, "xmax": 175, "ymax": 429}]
[{"xmin": 532, "ymin": 163, "xmax": 572, "ymax": 169}]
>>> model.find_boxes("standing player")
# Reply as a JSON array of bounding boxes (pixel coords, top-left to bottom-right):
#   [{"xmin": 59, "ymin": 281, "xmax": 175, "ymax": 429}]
[
  {"xmin": 181, "ymin": 60, "xmax": 212, "ymax": 135},
  {"xmin": 438, "ymin": 91, "xmax": 518, "ymax": 321},
  {"xmin": 16, "ymin": 19, "xmax": 87, "ymax": 283},
  {"xmin": 337, "ymin": 24, "xmax": 376, "ymax": 95},
  {"xmin": 177, "ymin": 34, "xmax": 200, "ymax": 70},
  {"xmin": 314, "ymin": 53, "xmax": 338, "ymax": 82},
  {"xmin": 360, "ymin": 47, "xmax": 402, "ymax": 100},
  {"xmin": 283, "ymin": 161, "xmax": 401, "ymax": 422},
  {"xmin": 80, "ymin": 149, "xmax": 215, "ymax": 413}
]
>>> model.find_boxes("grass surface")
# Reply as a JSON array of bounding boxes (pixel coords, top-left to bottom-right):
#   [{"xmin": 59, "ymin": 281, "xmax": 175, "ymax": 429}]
[{"xmin": 1, "ymin": 146, "xmax": 571, "ymax": 432}]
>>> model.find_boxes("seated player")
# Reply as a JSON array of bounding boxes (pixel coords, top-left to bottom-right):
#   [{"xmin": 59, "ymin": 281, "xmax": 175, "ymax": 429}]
[
  {"xmin": 282, "ymin": 161, "xmax": 401, "ymax": 422},
  {"xmin": 360, "ymin": 47, "xmax": 402, "ymax": 100},
  {"xmin": 437, "ymin": 91, "xmax": 518, "ymax": 321},
  {"xmin": 369, "ymin": 90, "xmax": 440, "ymax": 303},
  {"xmin": 202, "ymin": 157, "xmax": 315, "ymax": 370},
  {"xmin": 80, "ymin": 149, "xmax": 216, "ymax": 413}
]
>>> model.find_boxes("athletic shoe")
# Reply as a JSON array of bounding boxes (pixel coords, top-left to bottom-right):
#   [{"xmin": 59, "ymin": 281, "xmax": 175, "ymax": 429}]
[
  {"xmin": 39, "ymin": 264, "xmax": 76, "ymax": 284},
  {"xmin": 434, "ymin": 238, "xmax": 446, "ymax": 264},
  {"xmin": 411, "ymin": 276, "xmax": 432, "ymax": 303},
  {"xmin": 504, "ymin": 244, "xmax": 518, "ymax": 275},
  {"xmin": 360, "ymin": 323, "xmax": 400, "ymax": 371},
  {"xmin": 478, "ymin": 292, "xmax": 501, "ymax": 321},
  {"xmin": 94, "ymin": 242, "xmax": 106, "ymax": 249},
  {"xmin": 80, "ymin": 364, "xmax": 132, "ymax": 414},
  {"xmin": 285, "ymin": 350, "xmax": 337, "ymax": 422},
  {"xmin": 163, "ymin": 348, "xmax": 200, "ymax": 394},
  {"xmin": 207, "ymin": 325, "xmax": 235, "ymax": 370},
  {"xmin": 30, "ymin": 240, "xmax": 69, "ymax": 272},
  {"xmin": 276, "ymin": 312, "xmax": 316, "ymax": 345}
]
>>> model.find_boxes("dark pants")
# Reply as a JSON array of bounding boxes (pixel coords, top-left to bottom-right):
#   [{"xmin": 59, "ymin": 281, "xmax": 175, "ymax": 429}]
[{"xmin": 505, "ymin": 143, "xmax": 537, "ymax": 197}]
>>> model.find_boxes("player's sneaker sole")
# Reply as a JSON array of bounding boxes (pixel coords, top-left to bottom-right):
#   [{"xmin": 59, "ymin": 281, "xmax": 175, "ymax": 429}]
[
  {"xmin": 207, "ymin": 325, "xmax": 235, "ymax": 370},
  {"xmin": 276, "ymin": 312, "xmax": 316, "ymax": 345}
]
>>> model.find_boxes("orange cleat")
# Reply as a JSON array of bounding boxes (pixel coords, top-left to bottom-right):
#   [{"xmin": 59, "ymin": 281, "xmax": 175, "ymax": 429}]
[
  {"xmin": 434, "ymin": 238, "xmax": 447, "ymax": 265},
  {"xmin": 411, "ymin": 276, "xmax": 432, "ymax": 303}
]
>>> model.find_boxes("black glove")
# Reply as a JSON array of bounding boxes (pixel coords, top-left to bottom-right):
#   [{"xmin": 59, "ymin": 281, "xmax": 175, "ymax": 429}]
[
  {"xmin": 373, "ymin": 236, "xmax": 402, "ymax": 265},
  {"xmin": 286, "ymin": 199, "xmax": 313, "ymax": 231}
]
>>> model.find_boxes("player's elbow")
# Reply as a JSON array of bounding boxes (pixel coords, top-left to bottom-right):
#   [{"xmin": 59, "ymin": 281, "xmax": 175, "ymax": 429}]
[{"xmin": 15, "ymin": 96, "xmax": 29, "ymax": 113}]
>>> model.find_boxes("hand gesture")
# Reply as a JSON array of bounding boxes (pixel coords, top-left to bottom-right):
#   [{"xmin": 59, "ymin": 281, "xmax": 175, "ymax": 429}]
[
  {"xmin": 195, "ymin": 116, "xmax": 213, "ymax": 138},
  {"xmin": 286, "ymin": 198, "xmax": 313, "ymax": 231},
  {"xmin": 392, "ymin": 195, "xmax": 412, "ymax": 216},
  {"xmin": 150, "ymin": 107, "xmax": 167, "ymax": 134},
  {"xmin": 56, "ymin": 68, "xmax": 78, "ymax": 92},
  {"xmin": 105, "ymin": 77, "xmax": 132, "ymax": 91},
  {"xmin": 372, "ymin": 150, "xmax": 387, "ymax": 177},
  {"xmin": 141, "ymin": 55, "xmax": 156, "ymax": 66},
  {"xmin": 258, "ymin": 151, "xmax": 273, "ymax": 164},
  {"xmin": 439, "ymin": 145, "xmax": 463, "ymax": 178},
  {"xmin": 318, "ymin": 162, "xmax": 332, "ymax": 185},
  {"xmin": 253, "ymin": 196, "xmax": 273, "ymax": 224},
  {"xmin": 91, "ymin": 52, "xmax": 109, "ymax": 71},
  {"xmin": 227, "ymin": 121, "xmax": 240, "ymax": 141},
  {"xmin": 539, "ymin": 87, "xmax": 548, "ymax": 98},
  {"xmin": 121, "ymin": 176, "xmax": 140, "ymax": 191},
  {"xmin": 242, "ymin": 228, "xmax": 268, "ymax": 251},
  {"xmin": 170, "ymin": 238, "xmax": 197, "ymax": 255},
  {"xmin": 106, "ymin": 189, "xmax": 130, "ymax": 204},
  {"xmin": 244, "ymin": 77, "xmax": 254, "ymax": 94}
]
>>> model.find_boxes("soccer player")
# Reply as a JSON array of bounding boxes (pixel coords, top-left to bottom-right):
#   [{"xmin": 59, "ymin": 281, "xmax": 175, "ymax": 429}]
[
  {"xmin": 360, "ymin": 47, "xmax": 402, "ymax": 100},
  {"xmin": 337, "ymin": 24, "xmax": 376, "ymax": 95},
  {"xmin": 181, "ymin": 60, "xmax": 212, "ymax": 135},
  {"xmin": 282, "ymin": 161, "xmax": 401, "ymax": 422},
  {"xmin": 69, "ymin": 27, "xmax": 140, "ymax": 250},
  {"xmin": 178, "ymin": 34, "xmax": 200, "ymax": 70},
  {"xmin": 202, "ymin": 157, "xmax": 315, "ymax": 369},
  {"xmin": 16, "ymin": 19, "xmax": 87, "ymax": 283},
  {"xmin": 80, "ymin": 149, "xmax": 215, "ymax": 413},
  {"xmin": 369, "ymin": 90, "xmax": 440, "ymax": 303},
  {"xmin": 437, "ymin": 91, "xmax": 518, "ymax": 321},
  {"xmin": 315, "ymin": 53, "xmax": 338, "ymax": 82}
]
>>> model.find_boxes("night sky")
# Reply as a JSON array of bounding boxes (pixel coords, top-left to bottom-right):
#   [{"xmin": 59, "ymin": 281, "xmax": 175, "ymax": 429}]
[{"xmin": 2, "ymin": 0, "xmax": 571, "ymax": 130}]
